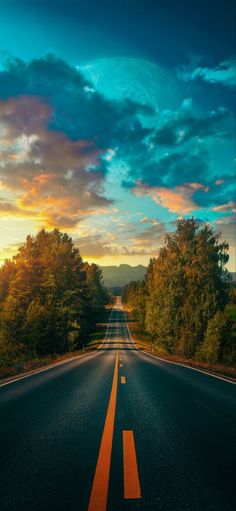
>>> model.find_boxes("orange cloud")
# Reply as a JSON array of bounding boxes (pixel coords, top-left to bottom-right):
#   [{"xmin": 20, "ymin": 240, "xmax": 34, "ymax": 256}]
[
  {"xmin": 212, "ymin": 201, "xmax": 236, "ymax": 213},
  {"xmin": 134, "ymin": 182, "xmax": 208, "ymax": 213}
]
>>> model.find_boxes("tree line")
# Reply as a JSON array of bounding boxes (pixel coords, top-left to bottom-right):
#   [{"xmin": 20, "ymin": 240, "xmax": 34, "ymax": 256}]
[
  {"xmin": 122, "ymin": 219, "xmax": 235, "ymax": 365},
  {"xmin": 0, "ymin": 229, "xmax": 109, "ymax": 368}
]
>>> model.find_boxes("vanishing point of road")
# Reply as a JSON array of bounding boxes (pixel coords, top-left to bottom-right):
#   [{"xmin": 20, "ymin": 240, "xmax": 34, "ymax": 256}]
[{"xmin": 0, "ymin": 297, "xmax": 235, "ymax": 511}]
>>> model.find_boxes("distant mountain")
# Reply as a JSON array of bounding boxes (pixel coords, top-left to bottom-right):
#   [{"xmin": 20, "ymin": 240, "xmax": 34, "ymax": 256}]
[
  {"xmin": 100, "ymin": 264, "xmax": 146, "ymax": 288},
  {"xmin": 100, "ymin": 266, "xmax": 236, "ymax": 289}
]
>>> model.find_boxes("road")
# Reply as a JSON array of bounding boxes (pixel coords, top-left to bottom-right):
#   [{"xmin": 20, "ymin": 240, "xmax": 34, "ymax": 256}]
[{"xmin": 0, "ymin": 297, "xmax": 235, "ymax": 511}]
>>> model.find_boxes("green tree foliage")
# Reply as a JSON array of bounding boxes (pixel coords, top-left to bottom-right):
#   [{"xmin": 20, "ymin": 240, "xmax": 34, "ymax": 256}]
[
  {"xmin": 0, "ymin": 229, "xmax": 108, "ymax": 365},
  {"xmin": 195, "ymin": 311, "xmax": 232, "ymax": 364},
  {"xmin": 124, "ymin": 219, "xmax": 232, "ymax": 364},
  {"xmin": 122, "ymin": 280, "xmax": 146, "ymax": 325},
  {"xmin": 84, "ymin": 263, "xmax": 110, "ymax": 317},
  {"xmin": 0, "ymin": 259, "xmax": 16, "ymax": 304}
]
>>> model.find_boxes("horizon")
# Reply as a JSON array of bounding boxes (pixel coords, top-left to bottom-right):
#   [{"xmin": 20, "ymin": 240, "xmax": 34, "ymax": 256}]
[{"xmin": 0, "ymin": 227, "xmax": 235, "ymax": 270}]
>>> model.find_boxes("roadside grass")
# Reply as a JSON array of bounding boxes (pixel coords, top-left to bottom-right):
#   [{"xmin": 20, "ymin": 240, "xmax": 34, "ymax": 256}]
[
  {"xmin": 125, "ymin": 305, "xmax": 236, "ymax": 381},
  {"xmin": 0, "ymin": 351, "xmax": 85, "ymax": 381}
]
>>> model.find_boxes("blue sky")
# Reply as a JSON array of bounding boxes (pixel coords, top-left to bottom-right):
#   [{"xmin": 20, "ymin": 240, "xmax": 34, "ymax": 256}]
[{"xmin": 0, "ymin": 0, "xmax": 235, "ymax": 268}]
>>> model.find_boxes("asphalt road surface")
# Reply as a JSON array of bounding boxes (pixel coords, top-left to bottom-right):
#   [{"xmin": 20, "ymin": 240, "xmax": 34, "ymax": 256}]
[{"xmin": 0, "ymin": 297, "xmax": 235, "ymax": 511}]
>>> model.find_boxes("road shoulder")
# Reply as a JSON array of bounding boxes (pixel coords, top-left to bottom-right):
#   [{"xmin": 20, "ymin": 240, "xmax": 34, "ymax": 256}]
[{"xmin": 124, "ymin": 306, "xmax": 236, "ymax": 384}]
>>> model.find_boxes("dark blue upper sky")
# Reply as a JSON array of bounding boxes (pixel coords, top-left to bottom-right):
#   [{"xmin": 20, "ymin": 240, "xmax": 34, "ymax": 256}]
[
  {"xmin": 0, "ymin": 0, "xmax": 235, "ymax": 267},
  {"xmin": 1, "ymin": 0, "xmax": 235, "ymax": 64}
]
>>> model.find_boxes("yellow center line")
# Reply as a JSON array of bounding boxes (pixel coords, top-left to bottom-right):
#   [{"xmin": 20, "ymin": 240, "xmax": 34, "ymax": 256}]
[
  {"xmin": 123, "ymin": 430, "xmax": 141, "ymax": 499},
  {"xmin": 88, "ymin": 350, "xmax": 119, "ymax": 511}
]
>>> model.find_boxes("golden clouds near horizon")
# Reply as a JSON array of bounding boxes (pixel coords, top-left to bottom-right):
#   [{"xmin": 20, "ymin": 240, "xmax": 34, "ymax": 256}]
[{"xmin": 0, "ymin": 96, "xmax": 111, "ymax": 231}]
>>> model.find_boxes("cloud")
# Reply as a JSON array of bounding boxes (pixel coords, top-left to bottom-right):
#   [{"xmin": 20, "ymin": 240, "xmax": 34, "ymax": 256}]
[
  {"xmin": 0, "ymin": 54, "xmax": 158, "ymax": 229},
  {"xmin": 125, "ymin": 149, "xmax": 210, "ymax": 189},
  {"xmin": 0, "ymin": 95, "xmax": 51, "ymax": 137},
  {"xmin": 134, "ymin": 176, "xmax": 236, "ymax": 215},
  {"xmin": 0, "ymin": 54, "xmax": 155, "ymax": 149},
  {"xmin": 193, "ymin": 176, "xmax": 235, "ymax": 210},
  {"xmin": 119, "ymin": 246, "xmax": 157, "ymax": 257},
  {"xmin": 152, "ymin": 107, "xmax": 229, "ymax": 147},
  {"xmin": 123, "ymin": 141, "xmax": 235, "ymax": 214},
  {"xmin": 75, "ymin": 232, "xmax": 156, "ymax": 259},
  {"xmin": 0, "ymin": 52, "xmax": 234, "ymax": 250},
  {"xmin": 75, "ymin": 234, "xmax": 117, "ymax": 258},
  {"xmin": 0, "ymin": 242, "xmax": 21, "ymax": 264},
  {"xmin": 0, "ymin": 96, "xmax": 112, "ymax": 228},
  {"xmin": 74, "ymin": 219, "xmax": 167, "ymax": 259},
  {"xmin": 140, "ymin": 217, "xmax": 160, "ymax": 225},
  {"xmin": 178, "ymin": 59, "xmax": 236, "ymax": 88},
  {"xmin": 0, "ymin": 197, "xmax": 34, "ymax": 217},
  {"xmin": 215, "ymin": 215, "xmax": 236, "ymax": 246},
  {"xmin": 119, "ymin": 91, "xmax": 234, "ymax": 216},
  {"xmin": 2, "ymin": 215, "xmax": 233, "ymax": 264},
  {"xmin": 212, "ymin": 201, "xmax": 236, "ymax": 213},
  {"xmin": 0, "ymin": 53, "xmax": 88, "ymax": 100},
  {"xmin": 132, "ymin": 222, "xmax": 166, "ymax": 246},
  {"xmin": 134, "ymin": 182, "xmax": 208, "ymax": 214}
]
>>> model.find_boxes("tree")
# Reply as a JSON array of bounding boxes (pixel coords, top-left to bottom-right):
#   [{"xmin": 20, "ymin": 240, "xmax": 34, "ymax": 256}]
[
  {"xmin": 84, "ymin": 263, "xmax": 109, "ymax": 318},
  {"xmin": 0, "ymin": 259, "xmax": 16, "ymax": 303},
  {"xmin": 126, "ymin": 219, "xmax": 229, "ymax": 358},
  {"xmin": 122, "ymin": 280, "xmax": 146, "ymax": 326},
  {"xmin": 195, "ymin": 311, "xmax": 232, "ymax": 364},
  {"xmin": 0, "ymin": 229, "xmax": 109, "ymax": 364},
  {"xmin": 133, "ymin": 219, "xmax": 230, "ymax": 359}
]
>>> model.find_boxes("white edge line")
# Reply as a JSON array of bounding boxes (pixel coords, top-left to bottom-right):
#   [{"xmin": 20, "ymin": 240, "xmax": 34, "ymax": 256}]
[
  {"xmin": 98, "ymin": 306, "xmax": 115, "ymax": 349},
  {"xmin": 122, "ymin": 304, "xmax": 236, "ymax": 386},
  {"xmin": 141, "ymin": 351, "xmax": 236, "ymax": 385},
  {"xmin": 0, "ymin": 350, "xmax": 97, "ymax": 388},
  {"xmin": 0, "ymin": 306, "xmax": 116, "ymax": 388}
]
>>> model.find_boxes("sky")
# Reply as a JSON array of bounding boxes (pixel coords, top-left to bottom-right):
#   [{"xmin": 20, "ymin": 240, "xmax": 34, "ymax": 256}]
[{"xmin": 0, "ymin": 0, "xmax": 235, "ymax": 269}]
